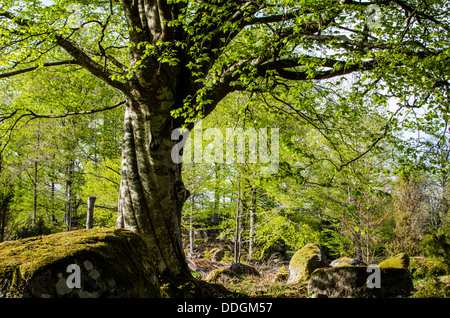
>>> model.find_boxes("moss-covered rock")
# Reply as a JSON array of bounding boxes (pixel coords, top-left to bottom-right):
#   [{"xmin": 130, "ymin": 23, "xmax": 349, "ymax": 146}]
[
  {"xmin": 379, "ymin": 253, "xmax": 410, "ymax": 269},
  {"xmin": 205, "ymin": 267, "xmax": 236, "ymax": 282},
  {"xmin": 287, "ymin": 243, "xmax": 327, "ymax": 284},
  {"xmin": 205, "ymin": 263, "xmax": 259, "ymax": 282},
  {"xmin": 209, "ymin": 247, "xmax": 228, "ymax": 262},
  {"xmin": 274, "ymin": 269, "xmax": 289, "ymax": 282},
  {"xmin": 227, "ymin": 263, "xmax": 260, "ymax": 277},
  {"xmin": 308, "ymin": 266, "xmax": 414, "ymax": 298},
  {"xmin": 330, "ymin": 257, "xmax": 367, "ymax": 267},
  {"xmin": 0, "ymin": 228, "xmax": 160, "ymax": 298}
]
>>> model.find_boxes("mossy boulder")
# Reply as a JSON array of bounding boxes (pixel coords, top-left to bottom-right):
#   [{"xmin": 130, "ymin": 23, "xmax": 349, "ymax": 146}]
[
  {"xmin": 308, "ymin": 266, "xmax": 413, "ymax": 298},
  {"xmin": 330, "ymin": 257, "xmax": 367, "ymax": 267},
  {"xmin": 0, "ymin": 228, "xmax": 160, "ymax": 298},
  {"xmin": 274, "ymin": 269, "xmax": 289, "ymax": 282},
  {"xmin": 205, "ymin": 263, "xmax": 259, "ymax": 282},
  {"xmin": 227, "ymin": 263, "xmax": 260, "ymax": 277},
  {"xmin": 205, "ymin": 267, "xmax": 236, "ymax": 282},
  {"xmin": 209, "ymin": 247, "xmax": 228, "ymax": 262},
  {"xmin": 287, "ymin": 243, "xmax": 327, "ymax": 284},
  {"xmin": 379, "ymin": 253, "xmax": 410, "ymax": 269}
]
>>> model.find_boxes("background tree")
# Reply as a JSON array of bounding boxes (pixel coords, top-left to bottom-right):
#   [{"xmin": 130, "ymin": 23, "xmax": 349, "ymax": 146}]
[
  {"xmin": 0, "ymin": 64, "xmax": 123, "ymax": 237},
  {"xmin": 0, "ymin": 179, "xmax": 14, "ymax": 242}
]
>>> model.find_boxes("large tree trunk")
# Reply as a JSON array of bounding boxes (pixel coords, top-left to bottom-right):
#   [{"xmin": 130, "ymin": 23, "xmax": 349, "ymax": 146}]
[{"xmin": 115, "ymin": 89, "xmax": 191, "ymax": 281}]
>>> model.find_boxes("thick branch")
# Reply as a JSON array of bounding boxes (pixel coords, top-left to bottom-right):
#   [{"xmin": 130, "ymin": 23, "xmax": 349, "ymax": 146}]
[
  {"xmin": 0, "ymin": 59, "xmax": 79, "ymax": 79},
  {"xmin": 245, "ymin": 9, "xmax": 302, "ymax": 25},
  {"xmin": 272, "ymin": 60, "xmax": 376, "ymax": 81},
  {"xmin": 21, "ymin": 100, "xmax": 126, "ymax": 120},
  {"xmin": 55, "ymin": 36, "xmax": 128, "ymax": 92}
]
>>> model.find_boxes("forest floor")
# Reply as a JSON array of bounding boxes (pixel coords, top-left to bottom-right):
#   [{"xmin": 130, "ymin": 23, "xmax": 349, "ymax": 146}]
[
  {"xmin": 184, "ymin": 233, "xmax": 450, "ymax": 298},
  {"xmin": 185, "ymin": 234, "xmax": 309, "ymax": 298},
  {"xmin": 191, "ymin": 256, "xmax": 310, "ymax": 298}
]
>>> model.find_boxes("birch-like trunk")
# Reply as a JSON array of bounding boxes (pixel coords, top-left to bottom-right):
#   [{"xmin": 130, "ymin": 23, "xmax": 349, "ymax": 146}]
[{"xmin": 115, "ymin": 89, "xmax": 190, "ymax": 280}]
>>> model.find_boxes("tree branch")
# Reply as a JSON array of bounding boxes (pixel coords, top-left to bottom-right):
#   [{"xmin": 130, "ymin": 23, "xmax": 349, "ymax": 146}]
[
  {"xmin": 55, "ymin": 35, "xmax": 128, "ymax": 92},
  {"xmin": 0, "ymin": 9, "xmax": 129, "ymax": 93},
  {"xmin": 0, "ymin": 59, "xmax": 80, "ymax": 79},
  {"xmin": 22, "ymin": 100, "xmax": 126, "ymax": 120},
  {"xmin": 272, "ymin": 60, "xmax": 376, "ymax": 81},
  {"xmin": 245, "ymin": 9, "xmax": 301, "ymax": 25}
]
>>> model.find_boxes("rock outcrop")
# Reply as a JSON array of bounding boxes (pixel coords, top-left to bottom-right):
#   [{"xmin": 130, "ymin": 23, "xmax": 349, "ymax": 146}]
[
  {"xmin": 0, "ymin": 228, "xmax": 160, "ymax": 298},
  {"xmin": 287, "ymin": 243, "xmax": 328, "ymax": 284},
  {"xmin": 308, "ymin": 266, "xmax": 414, "ymax": 298}
]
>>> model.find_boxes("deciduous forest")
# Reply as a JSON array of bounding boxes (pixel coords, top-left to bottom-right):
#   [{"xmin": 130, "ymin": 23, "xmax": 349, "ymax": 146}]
[{"xmin": 0, "ymin": 0, "xmax": 449, "ymax": 298}]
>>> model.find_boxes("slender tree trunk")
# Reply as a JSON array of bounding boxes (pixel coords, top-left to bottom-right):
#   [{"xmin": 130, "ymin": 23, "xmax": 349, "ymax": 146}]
[
  {"xmin": 86, "ymin": 196, "xmax": 96, "ymax": 229},
  {"xmin": 65, "ymin": 160, "xmax": 74, "ymax": 232},
  {"xmin": 50, "ymin": 181, "xmax": 55, "ymax": 222},
  {"xmin": 65, "ymin": 170, "xmax": 72, "ymax": 232},
  {"xmin": 33, "ymin": 160, "xmax": 38, "ymax": 225},
  {"xmin": 0, "ymin": 207, "xmax": 5, "ymax": 242},
  {"xmin": 33, "ymin": 119, "xmax": 41, "ymax": 226},
  {"xmin": 212, "ymin": 163, "xmax": 220, "ymax": 225},
  {"xmin": 189, "ymin": 213, "xmax": 194, "ymax": 255},
  {"xmin": 234, "ymin": 173, "xmax": 242, "ymax": 263},
  {"xmin": 189, "ymin": 163, "xmax": 196, "ymax": 255},
  {"xmin": 354, "ymin": 231, "xmax": 363, "ymax": 261},
  {"xmin": 189, "ymin": 193, "xmax": 196, "ymax": 256},
  {"xmin": 248, "ymin": 188, "xmax": 256, "ymax": 262},
  {"xmin": 115, "ymin": 91, "xmax": 190, "ymax": 280}
]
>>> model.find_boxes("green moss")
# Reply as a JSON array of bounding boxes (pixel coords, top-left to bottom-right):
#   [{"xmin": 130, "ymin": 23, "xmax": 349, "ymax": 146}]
[
  {"xmin": 336, "ymin": 257, "xmax": 352, "ymax": 264},
  {"xmin": 0, "ymin": 228, "xmax": 159, "ymax": 297},
  {"xmin": 274, "ymin": 269, "xmax": 289, "ymax": 282},
  {"xmin": 290, "ymin": 244, "xmax": 321, "ymax": 269},
  {"xmin": 288, "ymin": 243, "xmax": 327, "ymax": 283},
  {"xmin": 379, "ymin": 253, "xmax": 410, "ymax": 269},
  {"xmin": 310, "ymin": 267, "xmax": 327, "ymax": 278},
  {"xmin": 205, "ymin": 267, "xmax": 236, "ymax": 282}
]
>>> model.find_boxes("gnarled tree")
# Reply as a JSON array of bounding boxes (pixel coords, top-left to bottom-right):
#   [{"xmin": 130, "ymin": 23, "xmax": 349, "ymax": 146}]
[{"xmin": 0, "ymin": 0, "xmax": 449, "ymax": 286}]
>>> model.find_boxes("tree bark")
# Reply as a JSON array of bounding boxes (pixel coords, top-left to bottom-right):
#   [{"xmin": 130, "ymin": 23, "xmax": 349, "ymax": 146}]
[
  {"xmin": 86, "ymin": 196, "xmax": 96, "ymax": 229},
  {"xmin": 115, "ymin": 91, "xmax": 190, "ymax": 280}
]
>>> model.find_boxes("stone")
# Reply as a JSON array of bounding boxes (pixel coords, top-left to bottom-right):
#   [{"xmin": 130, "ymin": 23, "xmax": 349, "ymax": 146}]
[
  {"xmin": 227, "ymin": 263, "xmax": 260, "ymax": 276},
  {"xmin": 0, "ymin": 228, "xmax": 160, "ymax": 298},
  {"xmin": 307, "ymin": 266, "xmax": 414, "ymax": 298},
  {"xmin": 210, "ymin": 247, "xmax": 227, "ymax": 262},
  {"xmin": 287, "ymin": 243, "xmax": 327, "ymax": 284},
  {"xmin": 205, "ymin": 267, "xmax": 236, "ymax": 282},
  {"xmin": 205, "ymin": 263, "xmax": 260, "ymax": 282},
  {"xmin": 330, "ymin": 257, "xmax": 367, "ymax": 267},
  {"xmin": 379, "ymin": 253, "xmax": 410, "ymax": 269},
  {"xmin": 274, "ymin": 269, "xmax": 289, "ymax": 282}
]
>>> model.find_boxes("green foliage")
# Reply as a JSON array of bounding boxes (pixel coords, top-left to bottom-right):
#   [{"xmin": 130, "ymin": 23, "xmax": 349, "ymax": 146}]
[
  {"xmin": 411, "ymin": 276, "xmax": 450, "ymax": 298},
  {"xmin": 256, "ymin": 215, "xmax": 320, "ymax": 258},
  {"xmin": 0, "ymin": 179, "xmax": 15, "ymax": 240},
  {"xmin": 14, "ymin": 217, "xmax": 59, "ymax": 239},
  {"xmin": 0, "ymin": 65, "xmax": 123, "ymax": 235},
  {"xmin": 423, "ymin": 223, "xmax": 450, "ymax": 274},
  {"xmin": 80, "ymin": 158, "xmax": 121, "ymax": 228}
]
